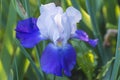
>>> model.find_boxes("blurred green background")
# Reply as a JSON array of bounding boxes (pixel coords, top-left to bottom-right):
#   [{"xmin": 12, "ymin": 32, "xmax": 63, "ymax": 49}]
[{"xmin": 0, "ymin": 0, "xmax": 120, "ymax": 80}]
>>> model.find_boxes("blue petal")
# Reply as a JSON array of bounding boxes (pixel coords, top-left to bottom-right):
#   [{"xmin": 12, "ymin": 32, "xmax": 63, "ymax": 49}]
[
  {"xmin": 16, "ymin": 31, "xmax": 41, "ymax": 48},
  {"xmin": 73, "ymin": 30, "xmax": 98, "ymax": 47},
  {"xmin": 61, "ymin": 44, "xmax": 76, "ymax": 76},
  {"xmin": 40, "ymin": 43, "xmax": 76, "ymax": 76},
  {"xmin": 15, "ymin": 18, "xmax": 43, "ymax": 48},
  {"xmin": 40, "ymin": 43, "xmax": 62, "ymax": 76},
  {"xmin": 16, "ymin": 18, "xmax": 39, "ymax": 33}
]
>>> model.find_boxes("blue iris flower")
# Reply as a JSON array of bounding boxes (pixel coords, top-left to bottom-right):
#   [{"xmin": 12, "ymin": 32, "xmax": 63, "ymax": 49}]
[{"xmin": 15, "ymin": 3, "xmax": 98, "ymax": 76}]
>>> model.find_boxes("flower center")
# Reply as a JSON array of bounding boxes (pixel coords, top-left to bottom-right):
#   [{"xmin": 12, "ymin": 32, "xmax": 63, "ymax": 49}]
[{"xmin": 56, "ymin": 37, "xmax": 65, "ymax": 47}]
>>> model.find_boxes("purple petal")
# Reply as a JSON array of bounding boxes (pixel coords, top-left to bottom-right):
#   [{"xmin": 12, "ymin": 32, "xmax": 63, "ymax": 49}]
[
  {"xmin": 88, "ymin": 39, "xmax": 98, "ymax": 47},
  {"xmin": 74, "ymin": 30, "xmax": 89, "ymax": 41},
  {"xmin": 15, "ymin": 18, "xmax": 43, "ymax": 48},
  {"xmin": 40, "ymin": 43, "xmax": 76, "ymax": 76},
  {"xmin": 72, "ymin": 30, "xmax": 98, "ymax": 47}
]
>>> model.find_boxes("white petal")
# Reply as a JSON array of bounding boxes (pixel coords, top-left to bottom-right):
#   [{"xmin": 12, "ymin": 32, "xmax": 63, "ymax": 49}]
[
  {"xmin": 37, "ymin": 3, "xmax": 82, "ymax": 46},
  {"xmin": 61, "ymin": 14, "xmax": 71, "ymax": 44},
  {"xmin": 37, "ymin": 13, "xmax": 50, "ymax": 38},
  {"xmin": 65, "ymin": 7, "xmax": 82, "ymax": 34},
  {"xmin": 37, "ymin": 3, "xmax": 63, "ymax": 44},
  {"xmin": 54, "ymin": 14, "xmax": 63, "ymax": 33},
  {"xmin": 37, "ymin": 13, "xmax": 59, "ymax": 42},
  {"xmin": 40, "ymin": 3, "xmax": 63, "ymax": 15},
  {"xmin": 66, "ymin": 7, "xmax": 82, "ymax": 23},
  {"xmin": 40, "ymin": 3, "xmax": 55, "ymax": 14}
]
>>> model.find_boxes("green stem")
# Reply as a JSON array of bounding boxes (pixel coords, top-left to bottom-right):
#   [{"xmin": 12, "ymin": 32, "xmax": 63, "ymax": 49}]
[
  {"xmin": 35, "ymin": 45, "xmax": 45, "ymax": 78},
  {"xmin": 36, "ymin": 46, "xmax": 40, "ymax": 68},
  {"xmin": 16, "ymin": 40, "xmax": 43, "ymax": 80},
  {"xmin": 85, "ymin": 0, "xmax": 107, "ymax": 64},
  {"xmin": 36, "ymin": 44, "xmax": 41, "ymax": 57},
  {"xmin": 110, "ymin": 16, "xmax": 120, "ymax": 80},
  {"xmin": 37, "ymin": 0, "xmax": 41, "ymax": 7},
  {"xmin": 14, "ymin": 56, "xmax": 19, "ymax": 80},
  {"xmin": 35, "ymin": 45, "xmax": 41, "ymax": 65},
  {"xmin": 53, "ymin": 75, "xmax": 56, "ymax": 80},
  {"xmin": 24, "ymin": 0, "xmax": 31, "ymax": 17},
  {"xmin": 71, "ymin": 0, "xmax": 106, "ymax": 64},
  {"xmin": 36, "ymin": 44, "xmax": 48, "ymax": 80},
  {"xmin": 0, "ymin": 0, "xmax": 2, "ymax": 29}
]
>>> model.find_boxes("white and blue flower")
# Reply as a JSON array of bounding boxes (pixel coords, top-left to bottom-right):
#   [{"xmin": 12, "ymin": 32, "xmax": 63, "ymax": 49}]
[{"xmin": 15, "ymin": 3, "xmax": 98, "ymax": 76}]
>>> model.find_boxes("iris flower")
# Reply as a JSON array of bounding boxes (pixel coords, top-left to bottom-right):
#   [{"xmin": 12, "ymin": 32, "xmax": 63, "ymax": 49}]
[{"xmin": 15, "ymin": 3, "xmax": 98, "ymax": 76}]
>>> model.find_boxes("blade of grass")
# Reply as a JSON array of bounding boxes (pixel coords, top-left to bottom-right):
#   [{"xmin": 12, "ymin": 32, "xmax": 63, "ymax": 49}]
[
  {"xmin": 15, "ymin": 40, "xmax": 43, "ymax": 80},
  {"xmin": 110, "ymin": 16, "xmax": 120, "ymax": 80},
  {"xmin": 118, "ymin": 76, "xmax": 120, "ymax": 80},
  {"xmin": 36, "ymin": 45, "xmax": 41, "ymax": 68},
  {"xmin": 37, "ymin": 0, "xmax": 41, "ymax": 7},
  {"xmin": 8, "ymin": 69, "xmax": 14, "ymax": 80},
  {"xmin": 12, "ymin": 0, "xmax": 27, "ymax": 19},
  {"xmin": 86, "ymin": 0, "xmax": 107, "ymax": 64},
  {"xmin": 96, "ymin": 57, "xmax": 114, "ymax": 80},
  {"xmin": 103, "ymin": 0, "xmax": 117, "ymax": 25},
  {"xmin": 68, "ymin": 0, "xmax": 93, "ymax": 32},
  {"xmin": 35, "ymin": 45, "xmax": 45, "ymax": 79},
  {"xmin": 24, "ymin": 0, "xmax": 31, "ymax": 17},
  {"xmin": 14, "ymin": 56, "xmax": 19, "ymax": 80},
  {"xmin": 0, "ymin": 0, "xmax": 17, "ymax": 79},
  {"xmin": 85, "ymin": 0, "xmax": 114, "ymax": 79},
  {"xmin": 0, "ymin": 0, "xmax": 2, "ymax": 29},
  {"xmin": 61, "ymin": 0, "xmax": 66, "ymax": 10},
  {"xmin": 53, "ymin": 75, "xmax": 56, "ymax": 80}
]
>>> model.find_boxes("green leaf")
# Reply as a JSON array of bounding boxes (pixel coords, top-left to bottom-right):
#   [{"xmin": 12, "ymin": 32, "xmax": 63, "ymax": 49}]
[
  {"xmin": 0, "ymin": 0, "xmax": 17, "ymax": 80},
  {"xmin": 71, "ymin": 40, "xmax": 97, "ymax": 80},
  {"xmin": 86, "ymin": 0, "xmax": 107, "ymax": 64},
  {"xmin": 8, "ymin": 69, "xmax": 14, "ymax": 80},
  {"xmin": 103, "ymin": 0, "xmax": 117, "ymax": 25},
  {"xmin": 15, "ymin": 40, "xmax": 44, "ymax": 80},
  {"xmin": 97, "ymin": 57, "xmax": 115, "ymax": 80},
  {"xmin": 12, "ymin": 0, "xmax": 28, "ymax": 19},
  {"xmin": 110, "ymin": 16, "xmax": 120, "ymax": 80},
  {"xmin": 47, "ymin": 74, "xmax": 69, "ymax": 80},
  {"xmin": 69, "ymin": 0, "xmax": 93, "ymax": 31},
  {"xmin": 24, "ymin": 0, "xmax": 31, "ymax": 17}
]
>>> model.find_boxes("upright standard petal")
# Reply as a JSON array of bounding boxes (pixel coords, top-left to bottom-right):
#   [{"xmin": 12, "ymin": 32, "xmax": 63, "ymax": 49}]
[
  {"xmin": 37, "ymin": 3, "xmax": 82, "ymax": 46},
  {"xmin": 37, "ymin": 3, "xmax": 63, "ymax": 44},
  {"xmin": 40, "ymin": 3, "xmax": 63, "ymax": 14},
  {"xmin": 40, "ymin": 43, "xmax": 76, "ymax": 76},
  {"xmin": 72, "ymin": 30, "xmax": 98, "ymax": 47},
  {"xmin": 15, "ymin": 18, "xmax": 43, "ymax": 48},
  {"xmin": 66, "ymin": 7, "xmax": 82, "ymax": 24},
  {"xmin": 65, "ymin": 7, "xmax": 82, "ymax": 34}
]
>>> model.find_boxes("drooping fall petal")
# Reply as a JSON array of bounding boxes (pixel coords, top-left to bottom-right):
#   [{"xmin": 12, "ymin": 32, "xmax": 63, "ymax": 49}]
[{"xmin": 40, "ymin": 43, "xmax": 76, "ymax": 76}]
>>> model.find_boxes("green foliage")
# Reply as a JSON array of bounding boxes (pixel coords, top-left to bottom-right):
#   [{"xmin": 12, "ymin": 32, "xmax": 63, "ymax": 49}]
[
  {"xmin": 0, "ymin": 0, "xmax": 120, "ymax": 80},
  {"xmin": 0, "ymin": 1, "xmax": 17, "ymax": 80},
  {"xmin": 97, "ymin": 57, "xmax": 114, "ymax": 80},
  {"xmin": 110, "ymin": 16, "xmax": 120, "ymax": 80},
  {"xmin": 71, "ymin": 40, "xmax": 97, "ymax": 80}
]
